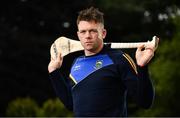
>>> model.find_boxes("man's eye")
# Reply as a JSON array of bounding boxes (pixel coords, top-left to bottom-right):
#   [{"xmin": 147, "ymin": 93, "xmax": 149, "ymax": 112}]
[
  {"xmin": 90, "ymin": 29, "xmax": 98, "ymax": 33},
  {"xmin": 80, "ymin": 31, "xmax": 86, "ymax": 34}
]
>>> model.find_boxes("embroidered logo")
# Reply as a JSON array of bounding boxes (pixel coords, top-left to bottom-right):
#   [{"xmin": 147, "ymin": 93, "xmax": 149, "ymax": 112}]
[
  {"xmin": 73, "ymin": 65, "xmax": 81, "ymax": 71},
  {"xmin": 94, "ymin": 60, "xmax": 103, "ymax": 69}
]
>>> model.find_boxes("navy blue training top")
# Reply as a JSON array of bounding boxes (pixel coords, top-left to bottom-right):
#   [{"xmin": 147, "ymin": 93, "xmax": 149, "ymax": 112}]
[{"xmin": 49, "ymin": 45, "xmax": 154, "ymax": 117}]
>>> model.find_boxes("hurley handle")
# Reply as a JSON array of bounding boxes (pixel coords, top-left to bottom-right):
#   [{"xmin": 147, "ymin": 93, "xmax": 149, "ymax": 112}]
[{"xmin": 50, "ymin": 36, "xmax": 159, "ymax": 59}]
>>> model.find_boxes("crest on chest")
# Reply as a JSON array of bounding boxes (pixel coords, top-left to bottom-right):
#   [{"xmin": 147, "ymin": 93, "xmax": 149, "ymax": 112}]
[{"xmin": 70, "ymin": 54, "xmax": 114, "ymax": 84}]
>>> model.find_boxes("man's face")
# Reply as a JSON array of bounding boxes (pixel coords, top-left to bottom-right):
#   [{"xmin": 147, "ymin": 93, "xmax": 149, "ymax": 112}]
[{"xmin": 77, "ymin": 21, "xmax": 106, "ymax": 53}]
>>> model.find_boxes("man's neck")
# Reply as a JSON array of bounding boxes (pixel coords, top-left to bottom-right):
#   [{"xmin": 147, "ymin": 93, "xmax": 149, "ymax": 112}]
[{"xmin": 85, "ymin": 44, "xmax": 104, "ymax": 56}]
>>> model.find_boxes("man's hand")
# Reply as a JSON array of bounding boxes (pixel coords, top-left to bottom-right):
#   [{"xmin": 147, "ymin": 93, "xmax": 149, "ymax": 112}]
[
  {"xmin": 48, "ymin": 53, "xmax": 63, "ymax": 73},
  {"xmin": 135, "ymin": 37, "xmax": 159, "ymax": 67}
]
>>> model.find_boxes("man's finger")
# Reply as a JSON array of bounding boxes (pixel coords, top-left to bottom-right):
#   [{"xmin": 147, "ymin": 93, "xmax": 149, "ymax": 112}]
[{"xmin": 137, "ymin": 44, "xmax": 145, "ymax": 51}]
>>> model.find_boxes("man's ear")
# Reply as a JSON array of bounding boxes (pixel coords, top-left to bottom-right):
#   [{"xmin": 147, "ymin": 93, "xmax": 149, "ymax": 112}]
[
  {"xmin": 102, "ymin": 29, "xmax": 107, "ymax": 39},
  {"xmin": 77, "ymin": 31, "xmax": 80, "ymax": 39}
]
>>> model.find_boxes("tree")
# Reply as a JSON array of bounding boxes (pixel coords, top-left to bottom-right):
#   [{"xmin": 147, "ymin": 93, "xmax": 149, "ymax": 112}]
[
  {"xmin": 134, "ymin": 14, "xmax": 180, "ymax": 117},
  {"xmin": 94, "ymin": 0, "xmax": 179, "ymax": 41},
  {"xmin": 38, "ymin": 98, "xmax": 73, "ymax": 117},
  {"xmin": 6, "ymin": 97, "xmax": 39, "ymax": 117}
]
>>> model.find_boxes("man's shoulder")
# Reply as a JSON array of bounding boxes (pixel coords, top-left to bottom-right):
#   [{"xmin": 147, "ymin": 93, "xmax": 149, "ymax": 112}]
[{"xmin": 107, "ymin": 48, "xmax": 124, "ymax": 57}]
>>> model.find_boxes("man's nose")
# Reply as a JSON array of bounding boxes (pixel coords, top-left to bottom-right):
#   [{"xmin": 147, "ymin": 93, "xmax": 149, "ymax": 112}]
[{"xmin": 85, "ymin": 31, "xmax": 91, "ymax": 37}]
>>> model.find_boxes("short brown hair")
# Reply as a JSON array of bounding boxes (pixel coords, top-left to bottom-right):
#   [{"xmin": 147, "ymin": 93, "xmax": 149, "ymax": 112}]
[{"xmin": 77, "ymin": 6, "xmax": 104, "ymax": 25}]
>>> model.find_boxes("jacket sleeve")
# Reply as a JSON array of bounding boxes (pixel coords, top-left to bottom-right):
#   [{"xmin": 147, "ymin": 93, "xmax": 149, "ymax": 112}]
[
  {"xmin": 136, "ymin": 65, "xmax": 155, "ymax": 109},
  {"xmin": 121, "ymin": 54, "xmax": 154, "ymax": 109},
  {"xmin": 49, "ymin": 69, "xmax": 73, "ymax": 111}
]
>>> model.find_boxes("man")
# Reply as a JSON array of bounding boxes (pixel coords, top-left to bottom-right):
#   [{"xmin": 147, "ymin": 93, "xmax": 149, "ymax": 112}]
[{"xmin": 48, "ymin": 7, "xmax": 157, "ymax": 117}]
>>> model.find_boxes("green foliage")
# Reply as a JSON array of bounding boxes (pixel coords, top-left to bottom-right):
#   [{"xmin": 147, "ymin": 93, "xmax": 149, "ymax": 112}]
[
  {"xmin": 134, "ymin": 15, "xmax": 180, "ymax": 116},
  {"xmin": 6, "ymin": 97, "xmax": 73, "ymax": 117},
  {"xmin": 6, "ymin": 97, "xmax": 39, "ymax": 117},
  {"xmin": 37, "ymin": 98, "xmax": 73, "ymax": 117},
  {"xmin": 172, "ymin": 15, "xmax": 180, "ymax": 32}
]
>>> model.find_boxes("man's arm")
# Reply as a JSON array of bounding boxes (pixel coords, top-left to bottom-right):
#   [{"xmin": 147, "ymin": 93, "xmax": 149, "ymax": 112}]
[
  {"xmin": 133, "ymin": 39, "xmax": 159, "ymax": 108},
  {"xmin": 122, "ymin": 53, "xmax": 154, "ymax": 109},
  {"xmin": 48, "ymin": 53, "xmax": 73, "ymax": 111},
  {"xmin": 136, "ymin": 66, "xmax": 154, "ymax": 108},
  {"xmin": 49, "ymin": 69, "xmax": 73, "ymax": 111}
]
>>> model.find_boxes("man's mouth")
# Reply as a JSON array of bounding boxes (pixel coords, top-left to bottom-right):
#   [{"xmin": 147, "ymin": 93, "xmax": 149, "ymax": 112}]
[{"xmin": 85, "ymin": 42, "xmax": 93, "ymax": 45}]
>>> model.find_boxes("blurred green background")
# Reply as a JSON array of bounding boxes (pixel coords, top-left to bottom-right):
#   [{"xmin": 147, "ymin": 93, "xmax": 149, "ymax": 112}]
[{"xmin": 0, "ymin": 0, "xmax": 180, "ymax": 117}]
